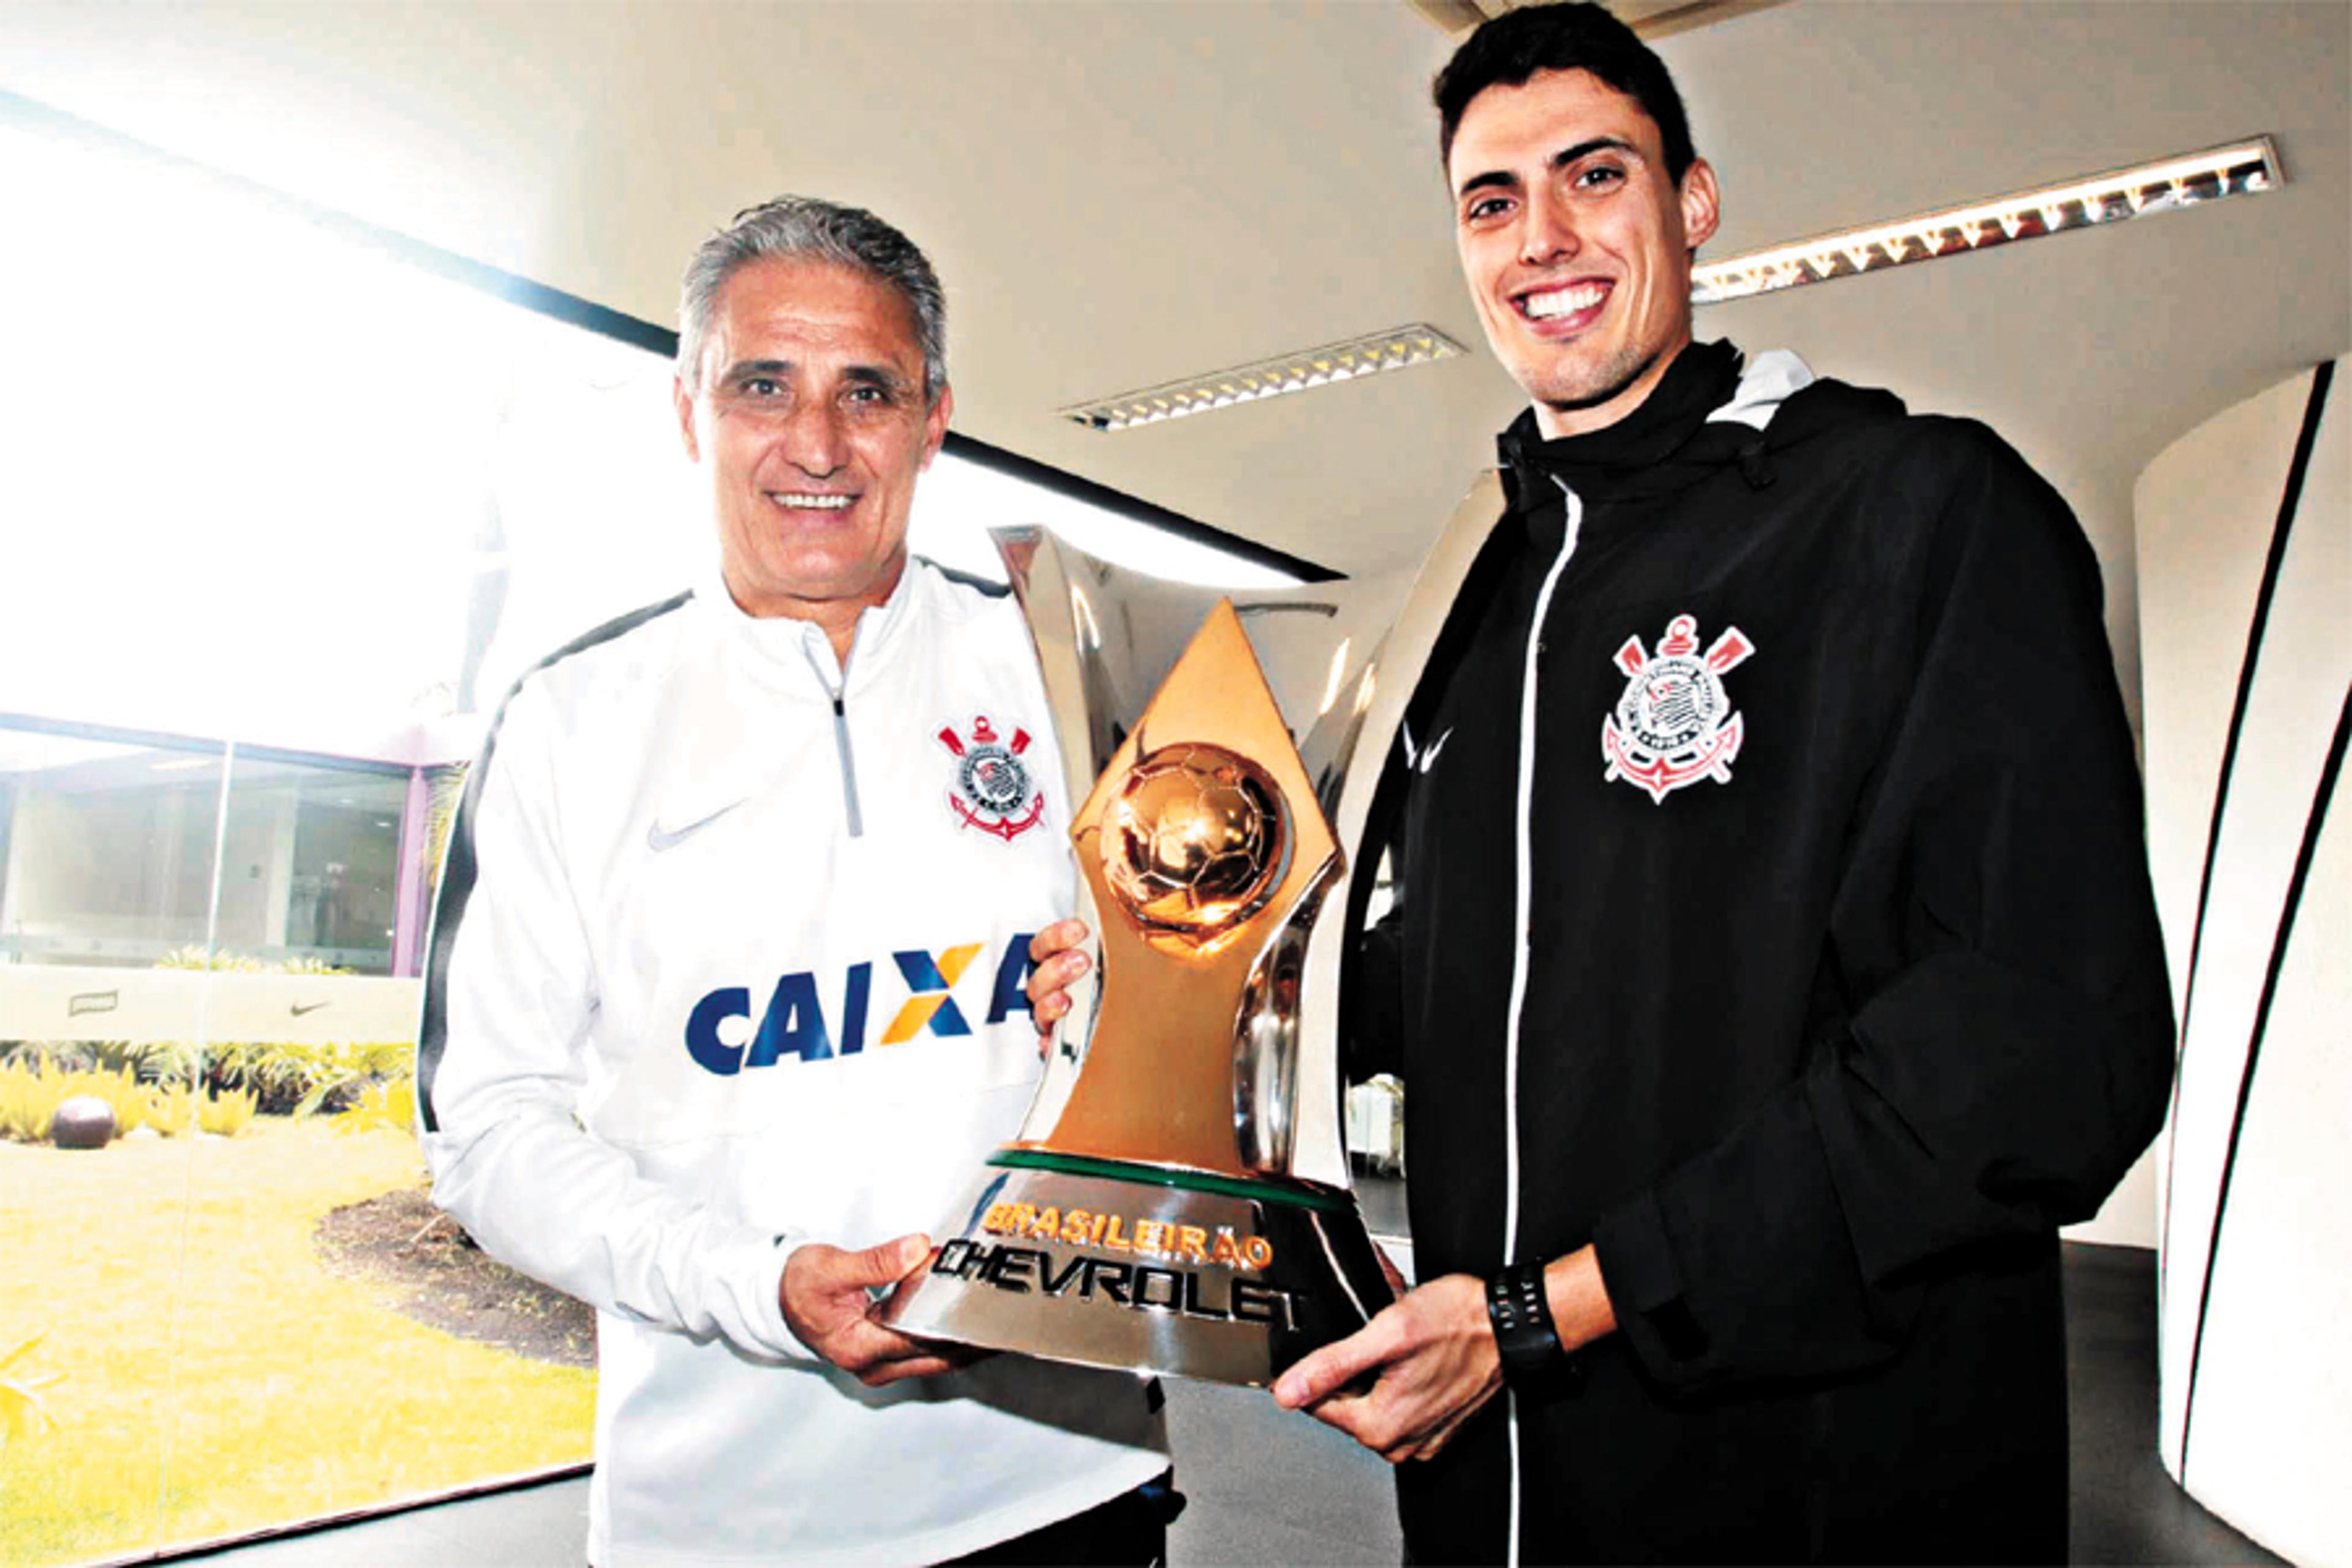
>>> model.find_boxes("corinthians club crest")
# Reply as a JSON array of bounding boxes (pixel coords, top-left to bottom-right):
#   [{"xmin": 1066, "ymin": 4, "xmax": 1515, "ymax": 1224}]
[
  {"xmin": 938, "ymin": 714, "xmax": 1046, "ymax": 842},
  {"xmin": 1601, "ymin": 614, "xmax": 1756, "ymax": 805}
]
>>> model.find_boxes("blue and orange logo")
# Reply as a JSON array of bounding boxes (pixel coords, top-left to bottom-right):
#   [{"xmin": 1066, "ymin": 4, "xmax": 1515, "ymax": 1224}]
[{"xmin": 685, "ymin": 935, "xmax": 1035, "ymax": 1076}]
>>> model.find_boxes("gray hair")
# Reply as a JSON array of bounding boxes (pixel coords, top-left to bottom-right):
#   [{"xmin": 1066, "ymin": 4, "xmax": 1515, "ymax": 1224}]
[{"xmin": 676, "ymin": 195, "xmax": 948, "ymax": 402}]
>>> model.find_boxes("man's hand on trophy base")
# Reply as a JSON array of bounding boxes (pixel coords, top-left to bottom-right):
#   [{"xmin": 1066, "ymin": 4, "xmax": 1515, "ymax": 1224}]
[
  {"xmin": 780, "ymin": 1232, "xmax": 982, "ymax": 1386},
  {"xmin": 1269, "ymin": 1273, "xmax": 1502, "ymax": 1464},
  {"xmin": 1025, "ymin": 918, "xmax": 1093, "ymax": 1046}
]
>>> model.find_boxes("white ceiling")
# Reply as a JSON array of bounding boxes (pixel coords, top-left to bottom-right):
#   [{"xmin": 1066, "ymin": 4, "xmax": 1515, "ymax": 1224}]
[{"xmin": 2, "ymin": 1, "xmax": 2345, "ymax": 701}]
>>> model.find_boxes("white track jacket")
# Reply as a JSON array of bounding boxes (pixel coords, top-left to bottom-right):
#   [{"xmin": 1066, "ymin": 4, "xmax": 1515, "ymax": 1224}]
[{"xmin": 418, "ymin": 558, "xmax": 1167, "ymax": 1567}]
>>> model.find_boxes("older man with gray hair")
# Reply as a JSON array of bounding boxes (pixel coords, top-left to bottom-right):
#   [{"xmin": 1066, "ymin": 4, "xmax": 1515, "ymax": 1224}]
[{"xmin": 418, "ymin": 196, "xmax": 1172, "ymax": 1566}]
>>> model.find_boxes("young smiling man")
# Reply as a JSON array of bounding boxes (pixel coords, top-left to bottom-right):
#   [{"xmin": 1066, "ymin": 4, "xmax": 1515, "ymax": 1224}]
[
  {"xmin": 1031, "ymin": 6, "xmax": 2175, "ymax": 1562},
  {"xmin": 420, "ymin": 198, "xmax": 1173, "ymax": 1566},
  {"xmin": 1448, "ymin": 55, "xmax": 1718, "ymax": 437},
  {"xmin": 1270, "ymin": 7, "xmax": 2176, "ymax": 1562}
]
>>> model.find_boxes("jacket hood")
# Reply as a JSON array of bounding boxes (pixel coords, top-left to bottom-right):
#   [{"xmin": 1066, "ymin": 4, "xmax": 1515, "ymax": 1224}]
[{"xmin": 1498, "ymin": 341, "xmax": 1910, "ymax": 513}]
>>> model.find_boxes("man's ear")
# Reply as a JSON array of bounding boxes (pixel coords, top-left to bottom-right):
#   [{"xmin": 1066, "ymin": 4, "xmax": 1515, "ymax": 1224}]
[
  {"xmin": 1679, "ymin": 157, "xmax": 1721, "ymax": 254},
  {"xmin": 919, "ymin": 383, "xmax": 954, "ymax": 470},
  {"xmin": 674, "ymin": 375, "xmax": 701, "ymax": 462}
]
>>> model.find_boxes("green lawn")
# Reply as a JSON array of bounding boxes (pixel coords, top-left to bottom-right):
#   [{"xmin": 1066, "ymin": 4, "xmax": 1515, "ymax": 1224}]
[{"xmin": 0, "ymin": 1118, "xmax": 594, "ymax": 1566}]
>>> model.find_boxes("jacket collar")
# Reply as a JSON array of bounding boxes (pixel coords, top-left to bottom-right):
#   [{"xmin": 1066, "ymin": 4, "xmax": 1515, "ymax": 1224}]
[
  {"xmin": 693, "ymin": 552, "xmax": 925, "ymax": 699},
  {"xmin": 1499, "ymin": 339, "xmax": 1735, "ymax": 507},
  {"xmin": 652, "ymin": 556, "xmax": 929, "ymax": 842},
  {"xmin": 1498, "ymin": 341, "xmax": 1819, "ymax": 521},
  {"xmin": 1705, "ymin": 349, "xmax": 1813, "ymax": 432}
]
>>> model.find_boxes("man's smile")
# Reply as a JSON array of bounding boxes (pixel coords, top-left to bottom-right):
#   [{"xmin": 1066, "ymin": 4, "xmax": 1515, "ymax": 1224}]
[
  {"xmin": 1515, "ymin": 280, "xmax": 1609, "ymax": 325},
  {"xmin": 769, "ymin": 491, "xmax": 858, "ymax": 512}
]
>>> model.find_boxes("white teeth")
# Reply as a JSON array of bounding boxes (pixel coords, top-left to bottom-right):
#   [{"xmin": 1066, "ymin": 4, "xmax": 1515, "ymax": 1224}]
[
  {"xmin": 1523, "ymin": 284, "xmax": 1606, "ymax": 320},
  {"xmin": 774, "ymin": 493, "xmax": 853, "ymax": 510}
]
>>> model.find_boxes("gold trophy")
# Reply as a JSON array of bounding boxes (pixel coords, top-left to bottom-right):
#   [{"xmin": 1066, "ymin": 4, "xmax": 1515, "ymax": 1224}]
[{"xmin": 881, "ymin": 478, "xmax": 1504, "ymax": 1385}]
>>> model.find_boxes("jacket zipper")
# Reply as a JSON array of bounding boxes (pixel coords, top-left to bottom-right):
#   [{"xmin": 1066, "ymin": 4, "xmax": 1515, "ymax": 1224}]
[
  {"xmin": 801, "ymin": 640, "xmax": 865, "ymax": 839},
  {"xmin": 830, "ymin": 693, "xmax": 864, "ymax": 839},
  {"xmin": 1503, "ymin": 477, "xmax": 1585, "ymax": 1567}
]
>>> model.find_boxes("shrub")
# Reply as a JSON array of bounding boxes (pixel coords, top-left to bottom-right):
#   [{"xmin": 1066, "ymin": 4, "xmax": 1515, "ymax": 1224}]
[
  {"xmin": 197, "ymin": 1085, "xmax": 258, "ymax": 1137},
  {"xmin": 1, "ymin": 1041, "xmax": 167, "ymax": 1080},
  {"xmin": 0, "ymin": 1058, "xmax": 72, "ymax": 1144},
  {"xmin": 1, "ymin": 1040, "xmax": 91, "ymax": 1073},
  {"xmin": 0, "ymin": 1336, "xmax": 64, "ymax": 1458},
  {"xmin": 154, "ymin": 945, "xmax": 266, "ymax": 973},
  {"xmin": 2, "ymin": 1042, "xmax": 415, "ymax": 1128},
  {"xmin": 204, "ymin": 1041, "xmax": 322, "ymax": 1114},
  {"xmin": 138, "ymin": 1081, "xmax": 255, "ymax": 1139},
  {"xmin": 290, "ymin": 1043, "xmax": 418, "ymax": 1120},
  {"xmin": 332, "ymin": 1076, "xmax": 417, "ymax": 1138},
  {"xmin": 126, "ymin": 1039, "xmax": 203, "ymax": 1085},
  {"xmin": 183, "ymin": 1039, "xmax": 399, "ymax": 1117},
  {"xmin": 143, "ymin": 1081, "xmax": 199, "ymax": 1137},
  {"xmin": 88, "ymin": 1066, "xmax": 145, "ymax": 1140},
  {"xmin": 0, "ymin": 1060, "xmax": 150, "ymax": 1145}
]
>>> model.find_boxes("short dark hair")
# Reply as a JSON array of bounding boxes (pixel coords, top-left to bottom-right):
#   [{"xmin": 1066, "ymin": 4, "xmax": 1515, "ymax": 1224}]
[{"xmin": 1433, "ymin": 2, "xmax": 1697, "ymax": 182}]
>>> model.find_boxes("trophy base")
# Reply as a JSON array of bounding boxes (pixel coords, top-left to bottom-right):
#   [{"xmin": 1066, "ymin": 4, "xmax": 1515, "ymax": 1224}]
[{"xmin": 878, "ymin": 1150, "xmax": 1397, "ymax": 1387}]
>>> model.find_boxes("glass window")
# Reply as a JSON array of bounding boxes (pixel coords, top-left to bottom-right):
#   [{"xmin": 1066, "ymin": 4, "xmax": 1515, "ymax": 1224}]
[
  {"xmin": 0, "ymin": 734, "xmax": 226, "ymax": 968},
  {"xmin": 214, "ymin": 760, "xmax": 413, "ymax": 976}
]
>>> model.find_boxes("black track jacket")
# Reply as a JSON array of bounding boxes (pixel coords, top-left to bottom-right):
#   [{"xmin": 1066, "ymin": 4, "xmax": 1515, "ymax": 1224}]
[{"xmin": 1348, "ymin": 342, "xmax": 2176, "ymax": 1564}]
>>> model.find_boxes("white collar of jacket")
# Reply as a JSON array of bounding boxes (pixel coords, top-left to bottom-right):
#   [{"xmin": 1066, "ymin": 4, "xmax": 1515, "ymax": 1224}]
[
  {"xmin": 1705, "ymin": 348, "xmax": 1815, "ymax": 432},
  {"xmin": 651, "ymin": 551, "xmax": 944, "ymax": 844},
  {"xmin": 689, "ymin": 549, "xmax": 929, "ymax": 701}
]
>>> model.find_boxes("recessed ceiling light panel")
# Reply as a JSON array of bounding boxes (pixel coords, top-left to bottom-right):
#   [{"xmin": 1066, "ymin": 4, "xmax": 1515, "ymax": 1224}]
[
  {"xmin": 1693, "ymin": 138, "xmax": 2282, "ymax": 307},
  {"xmin": 1063, "ymin": 325, "xmax": 1466, "ymax": 432}
]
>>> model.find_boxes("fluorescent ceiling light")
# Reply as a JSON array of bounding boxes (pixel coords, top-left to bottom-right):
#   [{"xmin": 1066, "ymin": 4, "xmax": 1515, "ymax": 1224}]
[
  {"xmin": 1693, "ymin": 138, "xmax": 2282, "ymax": 307},
  {"xmin": 1064, "ymin": 325, "xmax": 1465, "ymax": 432}
]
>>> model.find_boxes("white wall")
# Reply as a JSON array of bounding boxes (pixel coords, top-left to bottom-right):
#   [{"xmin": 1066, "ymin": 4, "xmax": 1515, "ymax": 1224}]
[{"xmin": 2138, "ymin": 358, "xmax": 2349, "ymax": 1568}]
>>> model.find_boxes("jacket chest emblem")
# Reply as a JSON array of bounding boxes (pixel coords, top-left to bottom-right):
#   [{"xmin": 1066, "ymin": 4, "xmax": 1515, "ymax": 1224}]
[
  {"xmin": 937, "ymin": 714, "xmax": 1047, "ymax": 842},
  {"xmin": 1600, "ymin": 614, "xmax": 1756, "ymax": 804}
]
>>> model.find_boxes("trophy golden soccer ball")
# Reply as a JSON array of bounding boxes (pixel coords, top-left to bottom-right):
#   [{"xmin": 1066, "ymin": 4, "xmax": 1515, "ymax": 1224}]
[{"xmin": 1101, "ymin": 743, "xmax": 1286, "ymax": 937}]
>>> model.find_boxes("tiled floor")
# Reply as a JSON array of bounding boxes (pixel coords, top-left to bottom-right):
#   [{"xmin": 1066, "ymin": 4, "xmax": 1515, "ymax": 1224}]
[{"xmin": 172, "ymin": 1241, "xmax": 2277, "ymax": 1567}]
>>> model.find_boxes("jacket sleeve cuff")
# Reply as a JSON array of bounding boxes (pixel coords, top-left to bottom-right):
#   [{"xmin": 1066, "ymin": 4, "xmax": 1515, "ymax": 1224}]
[
  {"xmin": 1591, "ymin": 1187, "xmax": 1709, "ymax": 1374},
  {"xmin": 722, "ymin": 1231, "xmax": 821, "ymax": 1363}
]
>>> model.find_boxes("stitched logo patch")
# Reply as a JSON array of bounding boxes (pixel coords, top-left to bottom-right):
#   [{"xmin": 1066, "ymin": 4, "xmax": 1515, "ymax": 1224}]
[
  {"xmin": 1600, "ymin": 614, "xmax": 1755, "ymax": 804},
  {"xmin": 937, "ymin": 714, "xmax": 1046, "ymax": 842}
]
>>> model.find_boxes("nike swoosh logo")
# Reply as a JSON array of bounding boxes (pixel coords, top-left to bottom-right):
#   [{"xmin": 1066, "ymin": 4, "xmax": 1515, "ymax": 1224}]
[
  {"xmin": 290, "ymin": 1001, "xmax": 330, "ymax": 1017},
  {"xmin": 648, "ymin": 799, "xmax": 745, "ymax": 853},
  {"xmin": 1418, "ymin": 728, "xmax": 1453, "ymax": 774}
]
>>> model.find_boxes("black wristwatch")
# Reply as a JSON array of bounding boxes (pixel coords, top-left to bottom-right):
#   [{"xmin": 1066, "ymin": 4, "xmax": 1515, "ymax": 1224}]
[{"xmin": 1486, "ymin": 1262, "xmax": 1583, "ymax": 1390}]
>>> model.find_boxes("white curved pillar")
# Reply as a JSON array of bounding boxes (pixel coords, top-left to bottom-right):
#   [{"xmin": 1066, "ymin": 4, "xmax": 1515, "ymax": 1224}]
[{"xmin": 2137, "ymin": 358, "xmax": 2349, "ymax": 1568}]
